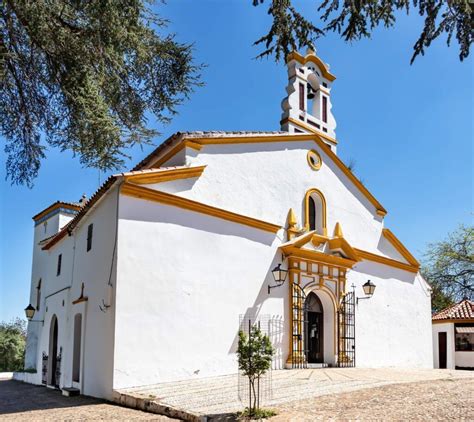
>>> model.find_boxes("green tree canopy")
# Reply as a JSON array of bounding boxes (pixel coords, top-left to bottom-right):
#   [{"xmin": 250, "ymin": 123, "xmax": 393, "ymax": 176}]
[
  {"xmin": 0, "ymin": 318, "xmax": 26, "ymax": 372},
  {"xmin": 1, "ymin": 0, "xmax": 201, "ymax": 186},
  {"xmin": 422, "ymin": 225, "xmax": 474, "ymax": 313},
  {"xmin": 253, "ymin": 1, "xmax": 472, "ymax": 63}
]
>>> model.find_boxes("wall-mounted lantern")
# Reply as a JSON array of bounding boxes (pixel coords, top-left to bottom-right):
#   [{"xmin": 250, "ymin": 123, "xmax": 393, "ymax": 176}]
[
  {"xmin": 357, "ymin": 280, "xmax": 376, "ymax": 303},
  {"xmin": 268, "ymin": 263, "xmax": 288, "ymax": 294},
  {"xmin": 24, "ymin": 304, "xmax": 43, "ymax": 322}
]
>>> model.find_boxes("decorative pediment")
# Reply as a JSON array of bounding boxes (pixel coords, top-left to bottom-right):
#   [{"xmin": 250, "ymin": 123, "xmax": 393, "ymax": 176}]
[{"xmin": 280, "ymin": 230, "xmax": 359, "ymax": 269}]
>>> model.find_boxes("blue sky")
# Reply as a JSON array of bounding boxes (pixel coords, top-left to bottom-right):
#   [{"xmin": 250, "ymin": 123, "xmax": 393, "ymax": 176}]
[{"xmin": 0, "ymin": 1, "xmax": 472, "ymax": 322}]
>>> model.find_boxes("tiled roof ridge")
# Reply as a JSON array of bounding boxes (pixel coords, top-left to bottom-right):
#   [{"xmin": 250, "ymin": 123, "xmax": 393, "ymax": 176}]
[{"xmin": 432, "ymin": 298, "xmax": 474, "ymax": 321}]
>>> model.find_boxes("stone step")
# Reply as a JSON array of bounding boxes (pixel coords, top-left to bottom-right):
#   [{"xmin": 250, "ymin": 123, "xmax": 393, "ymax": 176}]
[
  {"xmin": 284, "ymin": 362, "xmax": 329, "ymax": 369},
  {"xmin": 62, "ymin": 387, "xmax": 80, "ymax": 397}
]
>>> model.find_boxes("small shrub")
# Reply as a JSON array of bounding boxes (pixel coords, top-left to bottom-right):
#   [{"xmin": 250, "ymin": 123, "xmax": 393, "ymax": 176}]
[{"xmin": 238, "ymin": 407, "xmax": 277, "ymax": 420}]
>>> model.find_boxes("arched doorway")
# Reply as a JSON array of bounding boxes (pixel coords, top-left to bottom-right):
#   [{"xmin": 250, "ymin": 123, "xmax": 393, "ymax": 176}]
[
  {"xmin": 305, "ymin": 292, "xmax": 324, "ymax": 363},
  {"xmin": 48, "ymin": 315, "xmax": 59, "ymax": 387}
]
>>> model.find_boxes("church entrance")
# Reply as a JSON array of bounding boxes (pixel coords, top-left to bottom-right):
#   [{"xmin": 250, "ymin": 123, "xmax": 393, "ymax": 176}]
[
  {"xmin": 305, "ymin": 293, "xmax": 324, "ymax": 363},
  {"xmin": 48, "ymin": 315, "xmax": 59, "ymax": 388}
]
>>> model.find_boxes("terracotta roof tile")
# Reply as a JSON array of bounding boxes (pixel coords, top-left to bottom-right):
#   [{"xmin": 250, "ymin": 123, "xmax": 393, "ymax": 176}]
[{"xmin": 432, "ymin": 299, "xmax": 474, "ymax": 321}]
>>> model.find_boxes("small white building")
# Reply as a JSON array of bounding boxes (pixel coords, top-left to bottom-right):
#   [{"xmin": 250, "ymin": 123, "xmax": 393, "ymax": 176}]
[
  {"xmin": 21, "ymin": 49, "xmax": 434, "ymax": 400},
  {"xmin": 432, "ymin": 299, "xmax": 474, "ymax": 369}
]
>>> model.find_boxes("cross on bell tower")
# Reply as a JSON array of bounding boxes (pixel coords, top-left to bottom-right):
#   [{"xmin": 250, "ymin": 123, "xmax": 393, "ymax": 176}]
[{"xmin": 280, "ymin": 48, "xmax": 338, "ymax": 153}]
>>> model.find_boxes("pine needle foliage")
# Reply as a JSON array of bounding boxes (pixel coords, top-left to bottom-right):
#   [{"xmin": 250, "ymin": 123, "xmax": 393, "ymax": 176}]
[
  {"xmin": 422, "ymin": 224, "xmax": 474, "ymax": 312},
  {"xmin": 1, "ymin": 1, "xmax": 202, "ymax": 186},
  {"xmin": 253, "ymin": 1, "xmax": 472, "ymax": 63}
]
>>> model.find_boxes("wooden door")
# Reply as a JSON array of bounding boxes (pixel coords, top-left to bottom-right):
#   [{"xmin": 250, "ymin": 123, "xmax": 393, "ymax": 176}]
[{"xmin": 438, "ymin": 332, "xmax": 447, "ymax": 369}]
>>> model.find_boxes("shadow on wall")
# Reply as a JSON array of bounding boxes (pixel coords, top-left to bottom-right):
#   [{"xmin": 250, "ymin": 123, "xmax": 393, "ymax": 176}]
[
  {"xmin": 120, "ymin": 196, "xmax": 279, "ymax": 246},
  {"xmin": 353, "ymin": 260, "xmax": 417, "ymax": 284},
  {"xmin": 227, "ymin": 251, "xmax": 288, "ymax": 370}
]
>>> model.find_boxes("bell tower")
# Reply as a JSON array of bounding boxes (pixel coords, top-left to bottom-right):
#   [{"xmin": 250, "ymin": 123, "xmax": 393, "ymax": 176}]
[{"xmin": 280, "ymin": 48, "xmax": 337, "ymax": 153}]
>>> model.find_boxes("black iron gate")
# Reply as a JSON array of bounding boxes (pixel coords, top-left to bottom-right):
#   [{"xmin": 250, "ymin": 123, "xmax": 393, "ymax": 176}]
[
  {"xmin": 291, "ymin": 283, "xmax": 308, "ymax": 368},
  {"xmin": 55, "ymin": 347, "xmax": 62, "ymax": 388},
  {"xmin": 337, "ymin": 291, "xmax": 355, "ymax": 367},
  {"xmin": 41, "ymin": 353, "xmax": 48, "ymax": 384}
]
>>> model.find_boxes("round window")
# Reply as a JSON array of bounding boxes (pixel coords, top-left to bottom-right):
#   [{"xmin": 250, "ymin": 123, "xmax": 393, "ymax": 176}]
[{"xmin": 307, "ymin": 150, "xmax": 322, "ymax": 171}]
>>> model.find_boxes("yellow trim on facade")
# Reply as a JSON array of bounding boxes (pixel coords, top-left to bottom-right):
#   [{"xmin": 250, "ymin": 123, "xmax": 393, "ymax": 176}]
[
  {"xmin": 307, "ymin": 149, "xmax": 322, "ymax": 171},
  {"xmin": 121, "ymin": 182, "xmax": 281, "ymax": 233},
  {"xmin": 33, "ymin": 203, "xmax": 81, "ymax": 222},
  {"xmin": 287, "ymin": 51, "xmax": 337, "ymax": 82},
  {"xmin": 151, "ymin": 140, "xmax": 202, "ymax": 168},
  {"xmin": 281, "ymin": 118, "xmax": 338, "ymax": 145},
  {"xmin": 282, "ymin": 245, "xmax": 357, "ymax": 269},
  {"xmin": 354, "ymin": 248, "xmax": 419, "ymax": 273},
  {"xmin": 124, "ymin": 166, "xmax": 206, "ymax": 185},
  {"xmin": 382, "ymin": 228, "xmax": 420, "ymax": 267},
  {"xmin": 328, "ymin": 237, "xmax": 359, "ymax": 262},
  {"xmin": 304, "ymin": 188, "xmax": 327, "ymax": 235}
]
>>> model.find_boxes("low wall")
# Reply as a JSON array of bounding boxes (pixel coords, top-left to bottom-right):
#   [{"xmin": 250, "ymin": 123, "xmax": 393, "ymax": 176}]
[{"xmin": 13, "ymin": 371, "xmax": 42, "ymax": 385}]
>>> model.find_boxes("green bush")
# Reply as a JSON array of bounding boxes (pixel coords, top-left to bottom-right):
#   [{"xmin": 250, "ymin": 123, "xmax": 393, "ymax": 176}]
[{"xmin": 0, "ymin": 319, "xmax": 27, "ymax": 372}]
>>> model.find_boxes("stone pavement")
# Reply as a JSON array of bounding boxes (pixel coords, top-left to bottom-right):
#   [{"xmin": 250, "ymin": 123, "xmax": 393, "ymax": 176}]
[
  {"xmin": 0, "ymin": 379, "xmax": 177, "ymax": 421},
  {"xmin": 115, "ymin": 368, "xmax": 474, "ymax": 420}
]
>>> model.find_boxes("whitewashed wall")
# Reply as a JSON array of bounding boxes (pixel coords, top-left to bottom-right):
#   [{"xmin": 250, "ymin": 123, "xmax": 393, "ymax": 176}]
[{"xmin": 432, "ymin": 323, "xmax": 455, "ymax": 369}]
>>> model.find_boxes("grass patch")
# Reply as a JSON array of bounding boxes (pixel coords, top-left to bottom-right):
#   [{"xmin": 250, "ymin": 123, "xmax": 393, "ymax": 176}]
[{"xmin": 237, "ymin": 407, "xmax": 277, "ymax": 420}]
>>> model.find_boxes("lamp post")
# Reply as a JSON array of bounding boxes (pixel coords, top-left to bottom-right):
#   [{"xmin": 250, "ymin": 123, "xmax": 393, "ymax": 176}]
[
  {"xmin": 268, "ymin": 263, "xmax": 288, "ymax": 294},
  {"xmin": 356, "ymin": 280, "xmax": 376, "ymax": 304},
  {"xmin": 24, "ymin": 304, "xmax": 43, "ymax": 322}
]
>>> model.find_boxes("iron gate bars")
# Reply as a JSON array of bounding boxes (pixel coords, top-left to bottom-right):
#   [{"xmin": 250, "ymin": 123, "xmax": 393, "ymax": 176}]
[{"xmin": 337, "ymin": 290, "xmax": 356, "ymax": 367}]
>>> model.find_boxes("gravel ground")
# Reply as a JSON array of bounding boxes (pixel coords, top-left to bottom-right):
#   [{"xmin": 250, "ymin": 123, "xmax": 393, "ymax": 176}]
[
  {"xmin": 270, "ymin": 378, "xmax": 474, "ymax": 421},
  {"xmin": 0, "ymin": 380, "xmax": 178, "ymax": 421}
]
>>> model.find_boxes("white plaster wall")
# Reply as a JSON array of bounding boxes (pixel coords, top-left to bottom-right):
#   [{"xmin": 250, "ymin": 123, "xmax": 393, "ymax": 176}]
[
  {"xmin": 349, "ymin": 262, "xmax": 433, "ymax": 368},
  {"xmin": 25, "ymin": 188, "xmax": 119, "ymax": 399},
  {"xmin": 455, "ymin": 351, "xmax": 474, "ymax": 368},
  {"xmin": 432, "ymin": 323, "xmax": 455, "ymax": 369},
  {"xmin": 154, "ymin": 141, "xmax": 389, "ymax": 256},
  {"xmin": 114, "ymin": 194, "xmax": 288, "ymax": 389}
]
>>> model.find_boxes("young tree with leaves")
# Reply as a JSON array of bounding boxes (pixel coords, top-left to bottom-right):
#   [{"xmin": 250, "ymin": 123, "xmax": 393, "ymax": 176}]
[
  {"xmin": 237, "ymin": 324, "xmax": 274, "ymax": 418},
  {"xmin": 422, "ymin": 225, "xmax": 474, "ymax": 313},
  {"xmin": 253, "ymin": 1, "xmax": 472, "ymax": 63},
  {"xmin": 1, "ymin": 0, "xmax": 202, "ymax": 186}
]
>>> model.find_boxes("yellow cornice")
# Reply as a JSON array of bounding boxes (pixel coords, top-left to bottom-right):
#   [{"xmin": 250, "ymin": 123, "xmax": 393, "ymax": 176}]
[
  {"xmin": 432, "ymin": 319, "xmax": 474, "ymax": 324},
  {"xmin": 354, "ymin": 248, "xmax": 419, "ymax": 273},
  {"xmin": 33, "ymin": 202, "xmax": 81, "ymax": 222},
  {"xmin": 382, "ymin": 228, "xmax": 419, "ymax": 267},
  {"xmin": 148, "ymin": 131, "xmax": 387, "ymax": 217},
  {"xmin": 151, "ymin": 140, "xmax": 202, "ymax": 168},
  {"xmin": 287, "ymin": 51, "xmax": 336, "ymax": 82},
  {"xmin": 281, "ymin": 118, "xmax": 338, "ymax": 145},
  {"xmin": 282, "ymin": 245, "xmax": 356, "ymax": 269},
  {"xmin": 328, "ymin": 237, "xmax": 360, "ymax": 262},
  {"xmin": 124, "ymin": 166, "xmax": 206, "ymax": 185},
  {"xmin": 121, "ymin": 182, "xmax": 281, "ymax": 233}
]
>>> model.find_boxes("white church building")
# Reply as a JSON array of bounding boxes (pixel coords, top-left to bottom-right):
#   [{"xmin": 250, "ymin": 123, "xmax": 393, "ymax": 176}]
[{"xmin": 22, "ymin": 50, "xmax": 433, "ymax": 400}]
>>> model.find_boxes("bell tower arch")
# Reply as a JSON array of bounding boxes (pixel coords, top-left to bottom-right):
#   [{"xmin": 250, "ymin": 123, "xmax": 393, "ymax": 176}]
[{"xmin": 280, "ymin": 48, "xmax": 338, "ymax": 152}]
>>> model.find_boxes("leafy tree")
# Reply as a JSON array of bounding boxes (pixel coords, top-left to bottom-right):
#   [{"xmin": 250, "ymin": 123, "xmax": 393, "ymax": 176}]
[
  {"xmin": 1, "ymin": 0, "xmax": 202, "ymax": 186},
  {"xmin": 422, "ymin": 225, "xmax": 474, "ymax": 313},
  {"xmin": 253, "ymin": 1, "xmax": 472, "ymax": 63},
  {"xmin": 237, "ymin": 324, "xmax": 274, "ymax": 418},
  {"xmin": 0, "ymin": 318, "xmax": 26, "ymax": 372}
]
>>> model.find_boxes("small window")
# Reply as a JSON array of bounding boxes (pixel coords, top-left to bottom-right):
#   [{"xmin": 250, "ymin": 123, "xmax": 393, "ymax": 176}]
[
  {"xmin": 87, "ymin": 224, "xmax": 93, "ymax": 252},
  {"xmin": 455, "ymin": 326, "xmax": 474, "ymax": 351},
  {"xmin": 299, "ymin": 83, "xmax": 305, "ymax": 111},
  {"xmin": 57, "ymin": 254, "xmax": 62, "ymax": 276},
  {"xmin": 308, "ymin": 197, "xmax": 316, "ymax": 231},
  {"xmin": 43, "ymin": 222, "xmax": 48, "ymax": 234},
  {"xmin": 36, "ymin": 279, "xmax": 42, "ymax": 311},
  {"xmin": 322, "ymin": 96, "xmax": 328, "ymax": 123}
]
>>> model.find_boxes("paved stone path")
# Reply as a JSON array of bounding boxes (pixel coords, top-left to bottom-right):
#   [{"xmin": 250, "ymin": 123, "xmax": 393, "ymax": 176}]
[
  {"xmin": 271, "ymin": 377, "xmax": 474, "ymax": 421},
  {"xmin": 117, "ymin": 368, "xmax": 474, "ymax": 419},
  {"xmin": 0, "ymin": 380, "xmax": 177, "ymax": 421}
]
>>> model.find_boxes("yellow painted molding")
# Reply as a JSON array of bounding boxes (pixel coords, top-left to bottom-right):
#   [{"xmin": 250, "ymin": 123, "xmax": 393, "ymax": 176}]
[
  {"xmin": 354, "ymin": 248, "xmax": 419, "ymax": 273},
  {"xmin": 124, "ymin": 166, "xmax": 206, "ymax": 185},
  {"xmin": 382, "ymin": 228, "xmax": 420, "ymax": 267},
  {"xmin": 281, "ymin": 117, "xmax": 338, "ymax": 145},
  {"xmin": 432, "ymin": 319, "xmax": 474, "ymax": 324},
  {"xmin": 286, "ymin": 51, "xmax": 337, "ymax": 81},
  {"xmin": 333, "ymin": 222, "xmax": 343, "ymax": 238},
  {"xmin": 151, "ymin": 140, "xmax": 202, "ymax": 168},
  {"xmin": 33, "ymin": 202, "xmax": 81, "ymax": 222},
  {"xmin": 304, "ymin": 188, "xmax": 327, "ymax": 235},
  {"xmin": 288, "ymin": 208, "xmax": 298, "ymax": 228},
  {"xmin": 282, "ymin": 245, "xmax": 356, "ymax": 269},
  {"xmin": 328, "ymin": 237, "xmax": 359, "ymax": 262},
  {"xmin": 121, "ymin": 182, "xmax": 281, "ymax": 233},
  {"xmin": 307, "ymin": 149, "xmax": 322, "ymax": 171}
]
